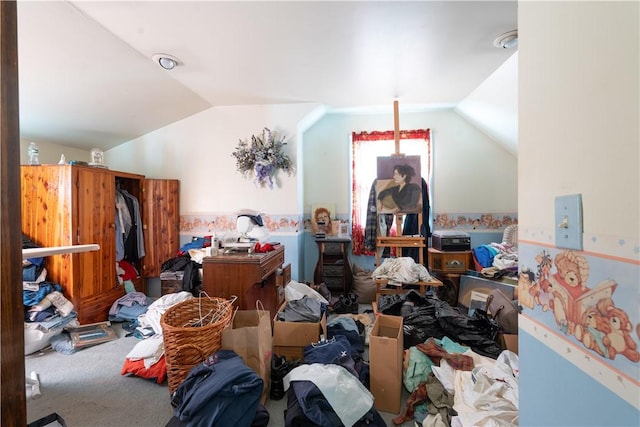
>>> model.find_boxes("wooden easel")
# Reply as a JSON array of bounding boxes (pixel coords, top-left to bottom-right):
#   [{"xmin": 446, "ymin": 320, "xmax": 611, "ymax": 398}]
[{"xmin": 374, "ymin": 101, "xmax": 441, "ymax": 301}]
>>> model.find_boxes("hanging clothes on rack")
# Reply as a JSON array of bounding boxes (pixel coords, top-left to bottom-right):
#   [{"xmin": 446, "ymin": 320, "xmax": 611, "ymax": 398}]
[
  {"xmin": 402, "ymin": 178, "xmax": 431, "ymax": 262},
  {"xmin": 115, "ymin": 187, "xmax": 145, "ymax": 263},
  {"xmin": 115, "ymin": 189, "xmax": 131, "ymax": 262},
  {"xmin": 365, "ymin": 178, "xmax": 431, "ymax": 264}
]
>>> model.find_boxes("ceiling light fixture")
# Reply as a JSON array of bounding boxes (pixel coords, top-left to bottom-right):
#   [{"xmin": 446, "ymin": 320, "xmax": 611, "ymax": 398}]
[
  {"xmin": 152, "ymin": 53, "xmax": 181, "ymax": 70},
  {"xmin": 493, "ymin": 30, "xmax": 518, "ymax": 49}
]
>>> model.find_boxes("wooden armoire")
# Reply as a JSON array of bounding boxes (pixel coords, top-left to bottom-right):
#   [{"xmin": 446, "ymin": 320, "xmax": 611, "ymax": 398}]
[{"xmin": 20, "ymin": 165, "xmax": 179, "ymax": 324}]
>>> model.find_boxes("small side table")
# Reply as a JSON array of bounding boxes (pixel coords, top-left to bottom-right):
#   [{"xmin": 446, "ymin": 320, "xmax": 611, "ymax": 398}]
[{"xmin": 314, "ymin": 237, "xmax": 353, "ymax": 295}]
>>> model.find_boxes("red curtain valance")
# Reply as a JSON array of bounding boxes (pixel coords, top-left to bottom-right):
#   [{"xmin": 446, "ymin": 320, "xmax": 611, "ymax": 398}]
[{"xmin": 352, "ymin": 129, "xmax": 430, "ymax": 142}]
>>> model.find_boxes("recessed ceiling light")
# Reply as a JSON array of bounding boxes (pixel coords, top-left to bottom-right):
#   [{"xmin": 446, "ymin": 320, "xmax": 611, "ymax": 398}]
[
  {"xmin": 493, "ymin": 30, "xmax": 518, "ymax": 49},
  {"xmin": 152, "ymin": 53, "xmax": 181, "ymax": 70}
]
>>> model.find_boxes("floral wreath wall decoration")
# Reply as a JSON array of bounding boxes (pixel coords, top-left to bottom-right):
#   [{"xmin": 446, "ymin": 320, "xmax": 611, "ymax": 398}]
[{"xmin": 232, "ymin": 127, "xmax": 294, "ymax": 189}]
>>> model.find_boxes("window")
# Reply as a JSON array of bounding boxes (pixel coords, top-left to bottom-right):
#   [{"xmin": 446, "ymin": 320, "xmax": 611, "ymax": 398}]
[{"xmin": 351, "ymin": 129, "xmax": 432, "ymax": 255}]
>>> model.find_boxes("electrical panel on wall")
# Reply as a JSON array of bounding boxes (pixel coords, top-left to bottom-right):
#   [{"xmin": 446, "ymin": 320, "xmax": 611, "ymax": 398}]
[{"xmin": 555, "ymin": 194, "xmax": 583, "ymax": 250}]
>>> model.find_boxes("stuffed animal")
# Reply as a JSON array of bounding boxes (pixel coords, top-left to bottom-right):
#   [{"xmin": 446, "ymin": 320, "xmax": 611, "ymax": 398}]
[
  {"xmin": 574, "ymin": 305, "xmax": 610, "ymax": 357},
  {"xmin": 597, "ymin": 298, "xmax": 640, "ymax": 362}
]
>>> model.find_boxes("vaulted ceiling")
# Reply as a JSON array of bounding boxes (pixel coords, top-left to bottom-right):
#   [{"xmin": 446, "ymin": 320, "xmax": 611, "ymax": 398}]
[{"xmin": 17, "ymin": 1, "xmax": 518, "ymax": 154}]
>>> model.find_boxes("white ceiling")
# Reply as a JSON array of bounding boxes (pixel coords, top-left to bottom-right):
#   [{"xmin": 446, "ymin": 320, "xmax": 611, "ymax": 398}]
[{"xmin": 16, "ymin": 1, "xmax": 518, "ymax": 152}]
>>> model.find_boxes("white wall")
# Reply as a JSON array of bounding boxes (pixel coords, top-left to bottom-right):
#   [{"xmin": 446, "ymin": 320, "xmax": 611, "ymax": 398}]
[
  {"xmin": 302, "ymin": 107, "xmax": 517, "ymax": 216},
  {"xmin": 520, "ymin": 3, "xmax": 639, "ymax": 244},
  {"xmin": 19, "ymin": 139, "xmax": 89, "ymax": 165},
  {"xmin": 456, "ymin": 52, "xmax": 518, "ymax": 157},
  {"xmin": 106, "ymin": 103, "xmax": 319, "ymax": 216},
  {"xmin": 518, "ymin": 2, "xmax": 639, "ymax": 426}
]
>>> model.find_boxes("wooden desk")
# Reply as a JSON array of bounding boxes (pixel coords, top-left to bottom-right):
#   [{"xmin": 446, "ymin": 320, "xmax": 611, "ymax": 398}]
[{"xmin": 202, "ymin": 245, "xmax": 285, "ymax": 319}]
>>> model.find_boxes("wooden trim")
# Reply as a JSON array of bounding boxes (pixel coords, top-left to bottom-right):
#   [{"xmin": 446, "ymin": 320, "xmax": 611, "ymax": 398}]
[{"xmin": 0, "ymin": 1, "xmax": 27, "ymax": 424}]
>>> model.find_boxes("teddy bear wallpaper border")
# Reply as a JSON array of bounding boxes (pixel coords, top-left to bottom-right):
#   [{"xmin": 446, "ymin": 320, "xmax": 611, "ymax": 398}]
[{"xmin": 518, "ymin": 242, "xmax": 639, "ymax": 401}]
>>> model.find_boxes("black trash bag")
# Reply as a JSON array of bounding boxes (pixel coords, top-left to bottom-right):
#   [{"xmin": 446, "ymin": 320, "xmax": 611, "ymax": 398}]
[
  {"xmin": 434, "ymin": 299, "xmax": 502, "ymax": 359},
  {"xmin": 161, "ymin": 254, "xmax": 191, "ymax": 272},
  {"xmin": 402, "ymin": 303, "xmax": 448, "ymax": 349},
  {"xmin": 377, "ymin": 294, "xmax": 404, "ymax": 315}
]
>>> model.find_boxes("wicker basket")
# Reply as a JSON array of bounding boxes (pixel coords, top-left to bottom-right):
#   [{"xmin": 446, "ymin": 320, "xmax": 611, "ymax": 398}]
[{"xmin": 160, "ymin": 296, "xmax": 233, "ymax": 394}]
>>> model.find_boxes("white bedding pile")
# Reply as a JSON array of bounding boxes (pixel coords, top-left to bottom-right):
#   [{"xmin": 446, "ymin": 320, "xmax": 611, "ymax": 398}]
[{"xmin": 432, "ymin": 350, "xmax": 519, "ymax": 427}]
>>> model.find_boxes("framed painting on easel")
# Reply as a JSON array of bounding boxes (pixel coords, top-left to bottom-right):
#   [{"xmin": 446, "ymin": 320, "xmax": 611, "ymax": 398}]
[{"xmin": 375, "ymin": 155, "xmax": 422, "ymax": 214}]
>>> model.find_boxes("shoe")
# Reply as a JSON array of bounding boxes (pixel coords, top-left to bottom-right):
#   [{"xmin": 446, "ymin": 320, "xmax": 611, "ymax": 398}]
[
  {"xmin": 270, "ymin": 355, "xmax": 287, "ymax": 400},
  {"xmin": 270, "ymin": 355, "xmax": 301, "ymax": 400},
  {"xmin": 333, "ymin": 295, "xmax": 352, "ymax": 314},
  {"xmin": 348, "ymin": 293, "xmax": 359, "ymax": 314}
]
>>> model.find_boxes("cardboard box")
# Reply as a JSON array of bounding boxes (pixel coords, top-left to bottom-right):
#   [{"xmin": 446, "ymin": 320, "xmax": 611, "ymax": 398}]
[
  {"xmin": 273, "ymin": 301, "xmax": 327, "ymax": 361},
  {"xmin": 369, "ymin": 314, "xmax": 403, "ymax": 414},
  {"xmin": 497, "ymin": 333, "xmax": 518, "ymax": 354},
  {"xmin": 458, "ymin": 273, "xmax": 517, "ymax": 310}
]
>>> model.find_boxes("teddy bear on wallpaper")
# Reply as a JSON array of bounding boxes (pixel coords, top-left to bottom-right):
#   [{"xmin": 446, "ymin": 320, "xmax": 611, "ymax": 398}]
[
  {"xmin": 596, "ymin": 298, "xmax": 640, "ymax": 362},
  {"xmin": 574, "ymin": 305, "xmax": 611, "ymax": 358},
  {"xmin": 548, "ymin": 250, "xmax": 591, "ymax": 335}
]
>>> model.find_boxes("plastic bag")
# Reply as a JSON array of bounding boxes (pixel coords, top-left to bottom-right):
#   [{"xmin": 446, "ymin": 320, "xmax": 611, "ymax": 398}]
[{"xmin": 284, "ymin": 280, "xmax": 328, "ymax": 304}]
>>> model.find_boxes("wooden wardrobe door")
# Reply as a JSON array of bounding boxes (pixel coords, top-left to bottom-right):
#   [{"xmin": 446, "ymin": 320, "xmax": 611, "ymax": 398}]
[
  {"xmin": 76, "ymin": 167, "xmax": 117, "ymax": 298},
  {"xmin": 142, "ymin": 179, "xmax": 179, "ymax": 277}
]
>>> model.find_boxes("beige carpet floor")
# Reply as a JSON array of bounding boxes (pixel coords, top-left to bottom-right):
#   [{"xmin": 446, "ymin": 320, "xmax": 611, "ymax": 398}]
[{"xmin": 25, "ymin": 312, "xmax": 412, "ymax": 427}]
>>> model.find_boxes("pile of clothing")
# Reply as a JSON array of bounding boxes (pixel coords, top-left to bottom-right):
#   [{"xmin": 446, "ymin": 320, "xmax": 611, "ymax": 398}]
[
  {"xmin": 22, "ymin": 234, "xmax": 78, "ymax": 355},
  {"xmin": 282, "ymin": 316, "xmax": 387, "ymax": 427},
  {"xmin": 120, "ymin": 291, "xmax": 194, "ymax": 384},
  {"xmin": 376, "ymin": 291, "xmax": 519, "ymax": 426}
]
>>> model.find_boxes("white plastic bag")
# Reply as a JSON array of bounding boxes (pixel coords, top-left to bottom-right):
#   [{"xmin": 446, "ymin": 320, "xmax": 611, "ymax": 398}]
[{"xmin": 284, "ymin": 280, "xmax": 328, "ymax": 304}]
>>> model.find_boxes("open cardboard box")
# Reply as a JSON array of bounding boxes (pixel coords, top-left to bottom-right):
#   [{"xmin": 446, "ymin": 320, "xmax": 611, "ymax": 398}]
[
  {"xmin": 369, "ymin": 314, "xmax": 403, "ymax": 414},
  {"xmin": 272, "ymin": 300, "xmax": 327, "ymax": 361},
  {"xmin": 497, "ymin": 332, "xmax": 518, "ymax": 354}
]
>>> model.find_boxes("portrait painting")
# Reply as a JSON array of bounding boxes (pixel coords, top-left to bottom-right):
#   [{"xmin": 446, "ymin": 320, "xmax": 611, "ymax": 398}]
[{"xmin": 375, "ymin": 155, "xmax": 422, "ymax": 214}]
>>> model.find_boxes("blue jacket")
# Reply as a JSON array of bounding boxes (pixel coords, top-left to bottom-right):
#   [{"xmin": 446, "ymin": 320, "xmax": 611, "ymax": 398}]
[{"xmin": 172, "ymin": 350, "xmax": 263, "ymax": 427}]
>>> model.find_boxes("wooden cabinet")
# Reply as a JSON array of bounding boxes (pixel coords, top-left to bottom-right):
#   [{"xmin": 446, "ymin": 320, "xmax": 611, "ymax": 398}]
[
  {"xmin": 20, "ymin": 165, "xmax": 178, "ymax": 324},
  {"xmin": 202, "ymin": 245, "xmax": 285, "ymax": 319},
  {"xmin": 314, "ymin": 238, "xmax": 353, "ymax": 295},
  {"xmin": 427, "ymin": 247, "xmax": 473, "ymax": 306},
  {"xmin": 428, "ymin": 248, "xmax": 473, "ymax": 273}
]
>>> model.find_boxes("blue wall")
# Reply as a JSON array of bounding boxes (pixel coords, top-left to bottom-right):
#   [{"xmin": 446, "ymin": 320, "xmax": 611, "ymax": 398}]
[{"xmin": 520, "ymin": 330, "xmax": 639, "ymax": 427}]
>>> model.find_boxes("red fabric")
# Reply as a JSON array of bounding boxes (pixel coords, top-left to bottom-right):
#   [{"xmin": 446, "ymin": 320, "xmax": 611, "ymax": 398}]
[
  {"xmin": 121, "ymin": 355, "xmax": 167, "ymax": 384},
  {"xmin": 253, "ymin": 242, "xmax": 275, "ymax": 253},
  {"xmin": 118, "ymin": 260, "xmax": 138, "ymax": 281}
]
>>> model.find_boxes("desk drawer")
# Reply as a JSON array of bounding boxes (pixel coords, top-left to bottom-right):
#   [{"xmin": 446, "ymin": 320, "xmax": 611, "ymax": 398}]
[
  {"xmin": 261, "ymin": 250, "xmax": 285, "ymax": 279},
  {"xmin": 430, "ymin": 252, "xmax": 471, "ymax": 273}
]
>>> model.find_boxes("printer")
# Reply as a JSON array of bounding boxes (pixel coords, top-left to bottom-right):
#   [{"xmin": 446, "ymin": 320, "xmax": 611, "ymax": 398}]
[{"xmin": 431, "ymin": 230, "xmax": 471, "ymax": 251}]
